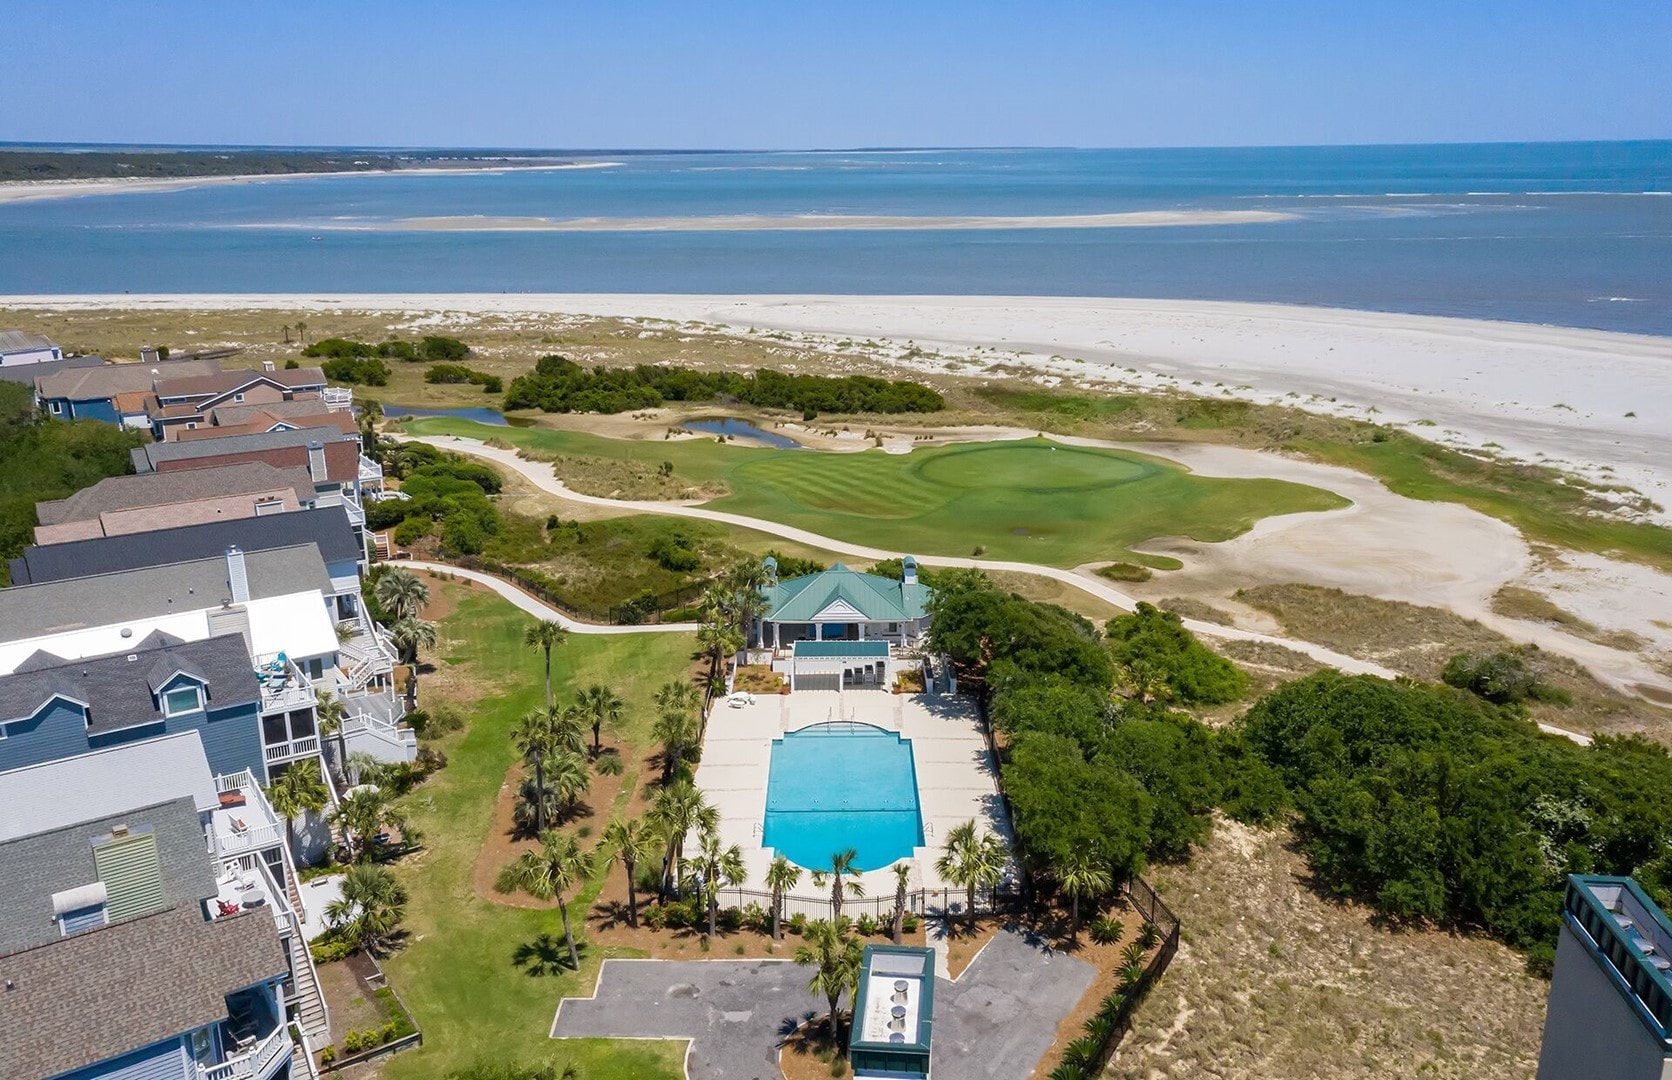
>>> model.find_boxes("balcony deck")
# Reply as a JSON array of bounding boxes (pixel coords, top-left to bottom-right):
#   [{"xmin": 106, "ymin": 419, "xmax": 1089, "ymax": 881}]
[{"xmin": 212, "ymin": 772, "xmax": 286, "ymax": 860}]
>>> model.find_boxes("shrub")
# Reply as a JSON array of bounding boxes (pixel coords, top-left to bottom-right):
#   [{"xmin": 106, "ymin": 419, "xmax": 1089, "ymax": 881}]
[
  {"xmin": 855, "ymin": 913, "xmax": 878, "ymax": 936},
  {"xmin": 718, "ymin": 906, "xmax": 743, "ymax": 932},
  {"xmin": 310, "ymin": 936, "xmax": 354, "ymax": 964},
  {"xmin": 380, "ymin": 1021, "xmax": 400, "ymax": 1044},
  {"xmin": 1097, "ymin": 561, "xmax": 1154, "ymax": 583},
  {"xmin": 342, "ymin": 1031, "xmax": 364, "ymax": 1054},
  {"xmin": 1106, "ymin": 602, "xmax": 1248, "ymax": 705},
  {"xmin": 320, "ymin": 356, "xmax": 391, "ymax": 386},
  {"xmin": 318, "ymin": 1045, "xmax": 337, "ymax": 1065},
  {"xmin": 1121, "ymin": 941, "xmax": 1146, "ymax": 966},
  {"xmin": 787, "ymin": 912, "xmax": 808, "ymax": 936},
  {"xmin": 1137, "ymin": 921, "xmax": 1161, "ymax": 950},
  {"xmin": 1442, "ymin": 650, "xmax": 1541, "ymax": 705},
  {"xmin": 741, "ymin": 902, "xmax": 768, "ymax": 932},
  {"xmin": 1089, "ymin": 916, "xmax": 1124, "ymax": 945},
  {"xmin": 642, "ymin": 904, "xmax": 666, "ymax": 930},
  {"xmin": 392, "ymin": 516, "xmax": 430, "ymax": 546},
  {"xmin": 901, "ymin": 912, "xmax": 920, "ymax": 934}
]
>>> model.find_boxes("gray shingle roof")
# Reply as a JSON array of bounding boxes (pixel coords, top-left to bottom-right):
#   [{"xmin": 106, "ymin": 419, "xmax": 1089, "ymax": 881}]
[
  {"xmin": 0, "ymin": 731, "xmax": 221, "ymax": 844},
  {"xmin": 34, "ymin": 461, "xmax": 316, "ymax": 526},
  {"xmin": 132, "ymin": 424, "xmax": 359, "ymax": 472},
  {"xmin": 210, "ymin": 398, "xmax": 336, "ymax": 427},
  {"xmin": 0, "ymin": 631, "xmax": 256, "ymax": 738},
  {"xmin": 0, "ymin": 354, "xmax": 102, "ymax": 386},
  {"xmin": 0, "ymin": 330, "xmax": 56, "ymax": 353},
  {"xmin": 9, "ymin": 506, "xmax": 359, "ymax": 585},
  {"xmin": 32, "ymin": 357, "xmax": 223, "ymax": 401},
  {"xmin": 0, "ymin": 794, "xmax": 218, "ymax": 955},
  {"xmin": 0, "ymin": 902, "xmax": 284, "ymax": 1079},
  {"xmin": 0, "ymin": 544, "xmax": 335, "ymax": 647}
]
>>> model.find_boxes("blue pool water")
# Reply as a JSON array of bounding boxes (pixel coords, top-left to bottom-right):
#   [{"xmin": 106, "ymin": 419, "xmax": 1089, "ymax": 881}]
[{"xmin": 763, "ymin": 723, "xmax": 924, "ymax": 872}]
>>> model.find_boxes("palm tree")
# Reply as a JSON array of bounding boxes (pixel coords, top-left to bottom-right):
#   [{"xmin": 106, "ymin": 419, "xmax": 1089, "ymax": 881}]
[
  {"xmin": 264, "ymin": 758, "xmax": 328, "ymax": 863},
  {"xmin": 648, "ymin": 781, "xmax": 717, "ymax": 900},
  {"xmin": 651, "ymin": 708, "xmax": 699, "ymax": 786},
  {"xmin": 655, "ymin": 679, "xmax": 701, "ymax": 720},
  {"xmin": 544, "ymin": 748, "xmax": 591, "ymax": 821},
  {"xmin": 577, "ymin": 683, "xmax": 623, "ymax": 755},
  {"xmin": 514, "ymin": 776, "xmax": 562, "ymax": 838},
  {"xmin": 794, "ymin": 917, "xmax": 864, "ymax": 1044},
  {"xmin": 523, "ymin": 620, "xmax": 568, "ymax": 709},
  {"xmin": 766, "ymin": 856, "xmax": 802, "ymax": 941},
  {"xmin": 388, "ymin": 617, "xmax": 438, "ymax": 667},
  {"xmin": 324, "ymin": 863, "xmax": 409, "ymax": 957},
  {"xmin": 496, "ymin": 830, "xmax": 593, "ymax": 970},
  {"xmin": 374, "ymin": 568, "xmax": 429, "ymax": 623},
  {"xmin": 891, "ymin": 861, "xmax": 913, "ymax": 944},
  {"xmin": 315, "ymin": 690, "xmax": 348, "ymax": 782},
  {"xmin": 696, "ymin": 618, "xmax": 743, "ymax": 695},
  {"xmin": 935, "ymin": 820, "xmax": 1006, "ymax": 933},
  {"xmin": 725, "ymin": 559, "xmax": 771, "ymax": 645},
  {"xmin": 511, "ymin": 707, "xmax": 583, "ymax": 833},
  {"xmin": 330, "ymin": 786, "xmax": 410, "ymax": 862},
  {"xmin": 826, "ymin": 848, "xmax": 864, "ymax": 920},
  {"xmin": 1053, "ymin": 851, "xmax": 1112, "ymax": 945},
  {"xmin": 600, "ymin": 817, "xmax": 662, "ymax": 929},
  {"xmin": 690, "ymin": 825, "xmax": 747, "ymax": 937}
]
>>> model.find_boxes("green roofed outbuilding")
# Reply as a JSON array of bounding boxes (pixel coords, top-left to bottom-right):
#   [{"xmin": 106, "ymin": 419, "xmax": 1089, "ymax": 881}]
[{"xmin": 757, "ymin": 556, "xmax": 932, "ymax": 650}]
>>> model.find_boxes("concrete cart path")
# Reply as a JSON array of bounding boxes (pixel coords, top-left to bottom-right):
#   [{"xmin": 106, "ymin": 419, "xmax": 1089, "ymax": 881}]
[
  {"xmin": 400, "ymin": 560, "xmax": 700, "ymax": 634},
  {"xmin": 548, "ymin": 928, "xmax": 1096, "ymax": 1079}
]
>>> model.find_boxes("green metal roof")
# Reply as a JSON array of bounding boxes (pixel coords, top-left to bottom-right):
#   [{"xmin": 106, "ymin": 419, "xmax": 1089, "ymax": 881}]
[
  {"xmin": 849, "ymin": 944, "xmax": 935, "ymax": 1058},
  {"xmin": 792, "ymin": 640, "xmax": 890, "ymax": 658},
  {"xmin": 763, "ymin": 563, "xmax": 931, "ymax": 624}
]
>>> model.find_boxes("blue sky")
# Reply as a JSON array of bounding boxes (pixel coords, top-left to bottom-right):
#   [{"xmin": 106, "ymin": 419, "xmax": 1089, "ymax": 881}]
[{"xmin": 5, "ymin": 1, "xmax": 1668, "ymax": 148}]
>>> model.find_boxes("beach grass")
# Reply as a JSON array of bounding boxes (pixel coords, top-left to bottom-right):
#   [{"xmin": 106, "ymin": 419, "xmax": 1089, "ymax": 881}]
[
  {"xmin": 403, "ymin": 418, "xmax": 1347, "ymax": 567},
  {"xmin": 377, "ymin": 582, "xmax": 693, "ymax": 1080}
]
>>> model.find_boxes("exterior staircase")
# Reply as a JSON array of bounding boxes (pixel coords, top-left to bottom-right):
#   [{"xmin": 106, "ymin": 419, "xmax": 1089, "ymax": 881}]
[
  {"xmin": 286, "ymin": 929, "xmax": 331, "ymax": 1044},
  {"xmin": 278, "ymin": 845, "xmax": 331, "ymax": 1047}
]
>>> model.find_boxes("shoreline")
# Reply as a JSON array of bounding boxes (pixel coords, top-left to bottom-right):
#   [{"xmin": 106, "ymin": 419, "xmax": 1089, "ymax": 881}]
[
  {"xmin": 0, "ymin": 161, "xmax": 623, "ymax": 205},
  {"xmin": 4, "ymin": 292, "xmax": 1666, "ymax": 512},
  {"xmin": 239, "ymin": 209, "xmax": 1297, "ymax": 232}
]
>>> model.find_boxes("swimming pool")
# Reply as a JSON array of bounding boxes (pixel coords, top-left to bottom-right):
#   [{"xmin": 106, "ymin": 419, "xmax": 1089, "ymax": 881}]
[{"xmin": 763, "ymin": 723, "xmax": 924, "ymax": 872}]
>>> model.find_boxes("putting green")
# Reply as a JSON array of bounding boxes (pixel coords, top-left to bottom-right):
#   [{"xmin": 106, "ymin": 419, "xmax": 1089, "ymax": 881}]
[
  {"xmin": 400, "ymin": 419, "xmax": 1349, "ymax": 568},
  {"xmin": 712, "ymin": 439, "xmax": 1348, "ymax": 567}
]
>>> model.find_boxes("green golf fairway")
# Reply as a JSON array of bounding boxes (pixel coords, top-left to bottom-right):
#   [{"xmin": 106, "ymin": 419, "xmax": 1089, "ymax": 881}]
[{"xmin": 401, "ymin": 419, "xmax": 1348, "ymax": 567}]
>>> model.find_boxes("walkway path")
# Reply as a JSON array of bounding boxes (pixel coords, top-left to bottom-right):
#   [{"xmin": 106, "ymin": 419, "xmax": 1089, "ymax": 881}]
[
  {"xmin": 400, "ymin": 435, "xmax": 1591, "ymax": 745},
  {"xmin": 401, "ymin": 560, "xmax": 699, "ymax": 634},
  {"xmin": 548, "ymin": 927, "xmax": 1095, "ymax": 1079}
]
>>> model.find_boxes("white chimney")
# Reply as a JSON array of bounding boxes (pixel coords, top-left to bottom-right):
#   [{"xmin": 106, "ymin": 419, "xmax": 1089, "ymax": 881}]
[
  {"xmin": 307, "ymin": 440, "xmax": 327, "ymax": 482},
  {"xmin": 226, "ymin": 545, "xmax": 250, "ymax": 604}
]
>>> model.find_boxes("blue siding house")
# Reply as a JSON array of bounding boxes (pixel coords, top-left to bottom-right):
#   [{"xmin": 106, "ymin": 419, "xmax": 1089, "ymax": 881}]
[
  {"xmin": 0, "ymin": 794, "xmax": 295, "ymax": 1080},
  {"xmin": 32, "ymin": 357, "xmax": 222, "ymax": 426},
  {"xmin": 0, "ymin": 632, "xmax": 265, "ymax": 780}
]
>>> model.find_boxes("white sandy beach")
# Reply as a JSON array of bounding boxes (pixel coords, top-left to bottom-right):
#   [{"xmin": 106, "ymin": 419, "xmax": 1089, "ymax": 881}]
[
  {"xmin": 252, "ymin": 209, "xmax": 1296, "ymax": 232},
  {"xmin": 0, "ymin": 162, "xmax": 622, "ymax": 206}
]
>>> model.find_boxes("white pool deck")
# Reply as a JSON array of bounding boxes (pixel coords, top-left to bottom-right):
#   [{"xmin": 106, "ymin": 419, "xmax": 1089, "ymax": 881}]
[{"xmin": 694, "ymin": 689, "xmax": 1010, "ymax": 900}]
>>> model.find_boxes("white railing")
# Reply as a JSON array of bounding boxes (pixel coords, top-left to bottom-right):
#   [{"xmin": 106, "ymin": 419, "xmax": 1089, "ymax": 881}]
[
  {"xmin": 217, "ymin": 820, "xmax": 285, "ymax": 859},
  {"xmin": 358, "ymin": 454, "xmax": 384, "ymax": 486},
  {"xmin": 322, "ymin": 386, "xmax": 353, "ymax": 411},
  {"xmin": 263, "ymin": 736, "xmax": 321, "ymax": 763},
  {"xmin": 213, "ymin": 772, "xmax": 286, "ymax": 859},
  {"xmin": 201, "ymin": 1024, "xmax": 291, "ymax": 1080}
]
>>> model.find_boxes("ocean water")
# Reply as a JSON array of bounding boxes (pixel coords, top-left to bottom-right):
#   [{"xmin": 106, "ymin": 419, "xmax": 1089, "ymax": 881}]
[{"xmin": 2, "ymin": 142, "xmax": 1669, "ymax": 334}]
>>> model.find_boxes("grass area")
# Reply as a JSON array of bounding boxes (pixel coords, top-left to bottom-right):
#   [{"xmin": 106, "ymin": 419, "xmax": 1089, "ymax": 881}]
[
  {"xmin": 405, "ymin": 418, "xmax": 1346, "ymax": 568},
  {"xmin": 378, "ymin": 581, "xmax": 694, "ymax": 1080}
]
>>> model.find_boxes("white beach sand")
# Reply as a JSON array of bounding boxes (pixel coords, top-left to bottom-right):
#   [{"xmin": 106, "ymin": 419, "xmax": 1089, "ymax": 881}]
[
  {"xmin": 0, "ymin": 162, "xmax": 622, "ymax": 206},
  {"xmin": 250, "ymin": 209, "xmax": 1297, "ymax": 232}
]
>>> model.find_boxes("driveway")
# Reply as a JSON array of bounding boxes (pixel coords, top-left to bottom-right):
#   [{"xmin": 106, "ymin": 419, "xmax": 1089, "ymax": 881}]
[
  {"xmin": 551, "ymin": 958, "xmax": 823, "ymax": 1080},
  {"xmin": 549, "ymin": 927, "xmax": 1096, "ymax": 1079}
]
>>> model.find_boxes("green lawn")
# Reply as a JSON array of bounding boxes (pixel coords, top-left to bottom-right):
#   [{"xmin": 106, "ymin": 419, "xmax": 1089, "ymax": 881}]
[
  {"xmin": 401, "ymin": 419, "xmax": 1347, "ymax": 568},
  {"xmin": 378, "ymin": 584, "xmax": 695, "ymax": 1080}
]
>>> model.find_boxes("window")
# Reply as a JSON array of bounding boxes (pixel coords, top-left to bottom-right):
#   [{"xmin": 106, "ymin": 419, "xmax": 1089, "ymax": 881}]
[
  {"xmin": 162, "ymin": 685, "xmax": 203, "ymax": 717},
  {"xmin": 233, "ymin": 393, "xmax": 245, "ymax": 402},
  {"xmin": 49, "ymin": 401, "xmax": 63, "ymax": 415}
]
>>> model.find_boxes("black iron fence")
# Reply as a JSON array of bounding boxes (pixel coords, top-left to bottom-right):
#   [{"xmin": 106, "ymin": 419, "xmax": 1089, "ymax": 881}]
[
  {"xmin": 1079, "ymin": 875, "xmax": 1182, "ymax": 1076},
  {"xmin": 705, "ymin": 882, "xmax": 1023, "ymax": 925}
]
